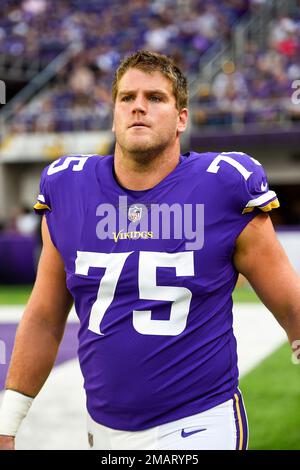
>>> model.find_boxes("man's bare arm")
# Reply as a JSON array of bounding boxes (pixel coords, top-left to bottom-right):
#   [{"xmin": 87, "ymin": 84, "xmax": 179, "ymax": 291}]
[
  {"xmin": 5, "ymin": 215, "xmax": 73, "ymax": 396},
  {"xmin": 234, "ymin": 213, "xmax": 300, "ymax": 344}
]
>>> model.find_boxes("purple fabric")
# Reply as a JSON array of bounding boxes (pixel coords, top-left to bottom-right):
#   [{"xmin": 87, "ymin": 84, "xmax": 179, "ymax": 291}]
[{"xmin": 33, "ymin": 151, "xmax": 277, "ymax": 431}]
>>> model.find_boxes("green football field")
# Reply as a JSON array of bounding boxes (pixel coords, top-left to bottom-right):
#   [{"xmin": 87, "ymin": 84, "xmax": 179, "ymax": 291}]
[
  {"xmin": 0, "ymin": 284, "xmax": 33, "ymax": 304},
  {"xmin": 0, "ymin": 284, "xmax": 299, "ymax": 449},
  {"xmin": 240, "ymin": 342, "xmax": 300, "ymax": 450}
]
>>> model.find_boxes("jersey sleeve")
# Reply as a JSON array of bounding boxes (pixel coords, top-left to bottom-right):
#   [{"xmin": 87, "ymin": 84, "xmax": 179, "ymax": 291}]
[
  {"xmin": 204, "ymin": 151, "xmax": 280, "ymax": 257},
  {"xmin": 33, "ymin": 154, "xmax": 94, "ymax": 215},
  {"xmin": 33, "ymin": 165, "xmax": 52, "ymax": 214},
  {"xmin": 33, "ymin": 155, "xmax": 95, "ymax": 250},
  {"xmin": 211, "ymin": 152, "xmax": 279, "ymax": 215},
  {"xmin": 239, "ymin": 155, "xmax": 279, "ymax": 215}
]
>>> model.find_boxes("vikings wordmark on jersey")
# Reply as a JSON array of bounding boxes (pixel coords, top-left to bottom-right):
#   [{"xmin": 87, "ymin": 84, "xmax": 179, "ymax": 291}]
[
  {"xmin": 95, "ymin": 194, "xmax": 205, "ymax": 249},
  {"xmin": 34, "ymin": 151, "xmax": 279, "ymax": 431}
]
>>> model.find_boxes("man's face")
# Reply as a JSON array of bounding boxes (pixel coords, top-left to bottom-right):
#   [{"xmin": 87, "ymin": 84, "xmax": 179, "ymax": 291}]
[{"xmin": 112, "ymin": 68, "xmax": 188, "ymax": 158}]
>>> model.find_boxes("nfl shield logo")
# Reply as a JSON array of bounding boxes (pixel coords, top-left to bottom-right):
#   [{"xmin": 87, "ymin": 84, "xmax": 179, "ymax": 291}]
[{"xmin": 128, "ymin": 205, "xmax": 142, "ymax": 223}]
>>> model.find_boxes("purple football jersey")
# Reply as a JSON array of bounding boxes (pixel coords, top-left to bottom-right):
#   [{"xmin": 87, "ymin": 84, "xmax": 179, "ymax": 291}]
[{"xmin": 34, "ymin": 151, "xmax": 279, "ymax": 431}]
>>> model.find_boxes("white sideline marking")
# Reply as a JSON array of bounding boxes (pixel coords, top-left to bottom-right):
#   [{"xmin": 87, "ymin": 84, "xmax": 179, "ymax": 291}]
[{"xmin": 232, "ymin": 303, "xmax": 286, "ymax": 376}]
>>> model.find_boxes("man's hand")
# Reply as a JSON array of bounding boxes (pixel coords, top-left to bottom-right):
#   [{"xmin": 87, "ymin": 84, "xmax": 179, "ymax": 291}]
[{"xmin": 0, "ymin": 435, "xmax": 15, "ymax": 450}]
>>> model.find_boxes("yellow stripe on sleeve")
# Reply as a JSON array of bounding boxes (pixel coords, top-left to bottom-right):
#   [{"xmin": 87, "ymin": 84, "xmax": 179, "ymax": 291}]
[
  {"xmin": 259, "ymin": 198, "xmax": 280, "ymax": 212},
  {"xmin": 242, "ymin": 197, "xmax": 280, "ymax": 214},
  {"xmin": 242, "ymin": 207, "xmax": 254, "ymax": 214},
  {"xmin": 33, "ymin": 202, "xmax": 51, "ymax": 211}
]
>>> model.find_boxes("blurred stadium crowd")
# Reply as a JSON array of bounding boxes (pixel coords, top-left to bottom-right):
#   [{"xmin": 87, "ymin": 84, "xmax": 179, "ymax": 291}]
[
  {"xmin": 1, "ymin": 0, "xmax": 299, "ymax": 132},
  {"xmin": 0, "ymin": 0, "xmax": 248, "ymax": 68},
  {"xmin": 193, "ymin": 10, "xmax": 300, "ymax": 128}
]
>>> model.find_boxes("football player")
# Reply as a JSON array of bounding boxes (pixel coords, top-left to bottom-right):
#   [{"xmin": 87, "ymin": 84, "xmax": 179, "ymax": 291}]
[{"xmin": 1, "ymin": 51, "xmax": 300, "ymax": 450}]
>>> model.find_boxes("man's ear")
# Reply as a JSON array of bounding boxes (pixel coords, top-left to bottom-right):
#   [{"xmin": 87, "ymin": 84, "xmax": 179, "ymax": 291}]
[{"xmin": 177, "ymin": 108, "xmax": 188, "ymax": 133}]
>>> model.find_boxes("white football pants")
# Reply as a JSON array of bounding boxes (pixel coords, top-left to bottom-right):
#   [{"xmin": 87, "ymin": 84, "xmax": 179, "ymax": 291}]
[{"xmin": 86, "ymin": 392, "xmax": 248, "ymax": 450}]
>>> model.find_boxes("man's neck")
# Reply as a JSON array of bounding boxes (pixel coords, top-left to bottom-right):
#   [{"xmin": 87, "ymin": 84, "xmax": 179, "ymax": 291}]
[{"xmin": 113, "ymin": 145, "xmax": 181, "ymax": 191}]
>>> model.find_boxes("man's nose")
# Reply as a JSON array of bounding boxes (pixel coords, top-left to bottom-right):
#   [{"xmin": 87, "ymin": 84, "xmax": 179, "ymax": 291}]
[{"xmin": 132, "ymin": 96, "xmax": 147, "ymax": 113}]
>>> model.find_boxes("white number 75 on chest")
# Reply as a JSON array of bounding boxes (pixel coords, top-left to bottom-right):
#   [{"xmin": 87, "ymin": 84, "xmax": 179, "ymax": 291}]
[{"xmin": 75, "ymin": 251, "xmax": 194, "ymax": 336}]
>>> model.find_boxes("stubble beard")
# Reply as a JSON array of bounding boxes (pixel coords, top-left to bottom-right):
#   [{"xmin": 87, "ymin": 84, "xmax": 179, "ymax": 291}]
[{"xmin": 119, "ymin": 133, "xmax": 173, "ymax": 164}]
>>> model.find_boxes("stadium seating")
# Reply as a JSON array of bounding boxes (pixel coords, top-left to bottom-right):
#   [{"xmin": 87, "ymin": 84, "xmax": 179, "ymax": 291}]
[{"xmin": 1, "ymin": 0, "xmax": 250, "ymax": 132}]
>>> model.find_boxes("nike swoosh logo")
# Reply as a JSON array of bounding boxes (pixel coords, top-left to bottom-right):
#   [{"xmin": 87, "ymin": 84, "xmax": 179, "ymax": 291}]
[
  {"xmin": 261, "ymin": 182, "xmax": 268, "ymax": 191},
  {"xmin": 181, "ymin": 428, "xmax": 207, "ymax": 438}
]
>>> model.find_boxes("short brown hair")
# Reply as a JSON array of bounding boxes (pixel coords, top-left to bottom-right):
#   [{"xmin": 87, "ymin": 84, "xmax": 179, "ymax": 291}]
[{"xmin": 112, "ymin": 50, "xmax": 188, "ymax": 111}]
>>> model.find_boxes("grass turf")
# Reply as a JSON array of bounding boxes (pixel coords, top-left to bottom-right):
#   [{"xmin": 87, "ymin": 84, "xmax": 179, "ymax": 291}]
[
  {"xmin": 0, "ymin": 284, "xmax": 33, "ymax": 304},
  {"xmin": 232, "ymin": 287, "xmax": 259, "ymax": 303},
  {"xmin": 240, "ymin": 342, "xmax": 300, "ymax": 450}
]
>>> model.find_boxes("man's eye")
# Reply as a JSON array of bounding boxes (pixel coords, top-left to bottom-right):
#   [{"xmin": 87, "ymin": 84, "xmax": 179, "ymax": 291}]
[
  {"xmin": 149, "ymin": 96, "xmax": 161, "ymax": 102},
  {"xmin": 121, "ymin": 96, "xmax": 133, "ymax": 102}
]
